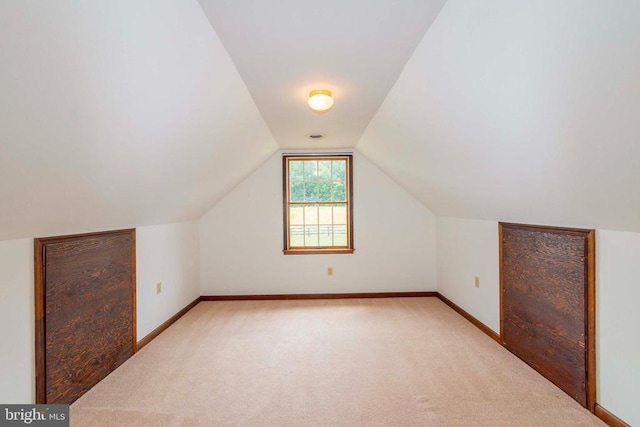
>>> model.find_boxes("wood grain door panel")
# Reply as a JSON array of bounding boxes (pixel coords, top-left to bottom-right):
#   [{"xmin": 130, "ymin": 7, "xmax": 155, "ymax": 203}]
[
  {"xmin": 499, "ymin": 223, "xmax": 595, "ymax": 411},
  {"xmin": 35, "ymin": 229, "xmax": 136, "ymax": 404}
]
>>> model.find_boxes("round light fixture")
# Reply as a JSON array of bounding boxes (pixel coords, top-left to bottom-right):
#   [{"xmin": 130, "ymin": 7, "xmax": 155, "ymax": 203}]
[{"xmin": 307, "ymin": 89, "xmax": 334, "ymax": 113}]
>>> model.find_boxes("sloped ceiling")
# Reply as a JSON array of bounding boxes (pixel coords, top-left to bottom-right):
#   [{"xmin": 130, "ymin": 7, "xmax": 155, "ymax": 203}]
[
  {"xmin": 198, "ymin": 0, "xmax": 447, "ymax": 149},
  {"xmin": 359, "ymin": 0, "xmax": 640, "ymax": 232},
  {"xmin": 2, "ymin": 0, "xmax": 639, "ymax": 241},
  {"xmin": 0, "ymin": 1, "xmax": 278, "ymax": 241}
]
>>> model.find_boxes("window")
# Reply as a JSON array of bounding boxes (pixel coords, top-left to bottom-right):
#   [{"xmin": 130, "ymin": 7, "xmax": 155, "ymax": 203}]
[{"xmin": 283, "ymin": 154, "xmax": 354, "ymax": 254}]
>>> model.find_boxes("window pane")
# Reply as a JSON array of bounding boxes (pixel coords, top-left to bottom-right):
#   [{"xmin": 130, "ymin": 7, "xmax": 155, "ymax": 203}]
[
  {"xmin": 332, "ymin": 182, "xmax": 346, "ymax": 201},
  {"xmin": 334, "ymin": 225, "xmax": 347, "ymax": 246},
  {"xmin": 318, "ymin": 205, "xmax": 332, "ymax": 225},
  {"xmin": 289, "ymin": 205, "xmax": 304, "ymax": 225},
  {"xmin": 290, "ymin": 226, "xmax": 304, "ymax": 247},
  {"xmin": 318, "ymin": 161, "xmax": 332, "ymax": 180},
  {"xmin": 304, "ymin": 205, "xmax": 318, "ymax": 226},
  {"xmin": 319, "ymin": 226, "xmax": 333, "ymax": 246},
  {"xmin": 290, "ymin": 161, "xmax": 303, "ymax": 181},
  {"xmin": 290, "ymin": 182, "xmax": 304, "ymax": 202},
  {"xmin": 304, "ymin": 182, "xmax": 318, "ymax": 202},
  {"xmin": 304, "ymin": 226, "xmax": 319, "ymax": 246},
  {"xmin": 333, "ymin": 205, "xmax": 347, "ymax": 225},
  {"xmin": 318, "ymin": 181, "xmax": 332, "ymax": 202},
  {"xmin": 332, "ymin": 160, "xmax": 346, "ymax": 181},
  {"xmin": 303, "ymin": 160, "xmax": 318, "ymax": 181},
  {"xmin": 284, "ymin": 155, "xmax": 352, "ymax": 253}
]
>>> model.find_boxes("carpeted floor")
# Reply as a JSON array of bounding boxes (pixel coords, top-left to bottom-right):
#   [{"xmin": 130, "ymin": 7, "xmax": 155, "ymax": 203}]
[{"xmin": 70, "ymin": 298, "xmax": 605, "ymax": 426}]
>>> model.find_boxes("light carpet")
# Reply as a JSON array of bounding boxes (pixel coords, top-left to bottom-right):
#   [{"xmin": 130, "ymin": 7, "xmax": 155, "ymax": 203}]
[{"xmin": 70, "ymin": 298, "xmax": 605, "ymax": 426}]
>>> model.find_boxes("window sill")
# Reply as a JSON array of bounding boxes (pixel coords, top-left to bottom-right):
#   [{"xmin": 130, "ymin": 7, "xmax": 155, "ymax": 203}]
[{"xmin": 283, "ymin": 248, "xmax": 355, "ymax": 255}]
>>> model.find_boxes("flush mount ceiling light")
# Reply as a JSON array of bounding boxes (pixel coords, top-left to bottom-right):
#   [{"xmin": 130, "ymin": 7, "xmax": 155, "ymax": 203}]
[{"xmin": 307, "ymin": 89, "xmax": 334, "ymax": 113}]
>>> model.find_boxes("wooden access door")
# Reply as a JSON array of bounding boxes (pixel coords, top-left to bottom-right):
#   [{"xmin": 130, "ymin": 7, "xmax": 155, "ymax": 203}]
[
  {"xmin": 35, "ymin": 229, "xmax": 136, "ymax": 404},
  {"xmin": 499, "ymin": 223, "xmax": 595, "ymax": 411}
]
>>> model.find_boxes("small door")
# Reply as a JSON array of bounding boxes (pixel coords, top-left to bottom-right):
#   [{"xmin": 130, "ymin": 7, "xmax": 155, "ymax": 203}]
[
  {"xmin": 35, "ymin": 229, "xmax": 136, "ymax": 404},
  {"xmin": 499, "ymin": 223, "xmax": 595, "ymax": 411}
]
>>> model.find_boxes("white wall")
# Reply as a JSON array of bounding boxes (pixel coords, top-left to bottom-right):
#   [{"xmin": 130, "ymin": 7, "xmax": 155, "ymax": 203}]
[
  {"xmin": 0, "ymin": 239, "xmax": 34, "ymax": 404},
  {"xmin": 1, "ymin": 207, "xmax": 636, "ymax": 425},
  {"xmin": 436, "ymin": 217, "xmax": 640, "ymax": 425},
  {"xmin": 199, "ymin": 150, "xmax": 437, "ymax": 295},
  {"xmin": 436, "ymin": 217, "xmax": 499, "ymax": 332},
  {"xmin": 136, "ymin": 221, "xmax": 200, "ymax": 338},
  {"xmin": 596, "ymin": 230, "xmax": 640, "ymax": 426},
  {"xmin": 0, "ymin": 220, "xmax": 199, "ymax": 403}
]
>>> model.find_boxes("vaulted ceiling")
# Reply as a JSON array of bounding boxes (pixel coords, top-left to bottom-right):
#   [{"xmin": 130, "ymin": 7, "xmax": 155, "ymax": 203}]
[
  {"xmin": 1, "ymin": 0, "xmax": 639, "ymax": 241},
  {"xmin": 197, "ymin": 0, "xmax": 447, "ymax": 148},
  {"xmin": 358, "ymin": 0, "xmax": 640, "ymax": 232},
  {"xmin": 0, "ymin": 0, "xmax": 278, "ymax": 241}
]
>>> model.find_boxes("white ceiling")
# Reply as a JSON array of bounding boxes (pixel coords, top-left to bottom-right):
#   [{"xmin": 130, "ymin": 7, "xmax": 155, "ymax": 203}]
[
  {"xmin": 0, "ymin": 0, "xmax": 277, "ymax": 241},
  {"xmin": 197, "ymin": 0, "xmax": 447, "ymax": 149},
  {"xmin": 359, "ymin": 0, "xmax": 640, "ymax": 232},
  {"xmin": 1, "ymin": 0, "xmax": 640, "ymax": 241}
]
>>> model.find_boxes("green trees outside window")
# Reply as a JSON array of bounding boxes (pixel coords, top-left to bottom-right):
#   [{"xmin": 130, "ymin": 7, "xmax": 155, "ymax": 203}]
[{"xmin": 283, "ymin": 155, "xmax": 354, "ymax": 254}]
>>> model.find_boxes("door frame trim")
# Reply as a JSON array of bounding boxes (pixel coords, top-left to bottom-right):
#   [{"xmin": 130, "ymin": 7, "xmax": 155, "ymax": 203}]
[
  {"xmin": 498, "ymin": 222, "xmax": 596, "ymax": 412},
  {"xmin": 34, "ymin": 228, "xmax": 136, "ymax": 404}
]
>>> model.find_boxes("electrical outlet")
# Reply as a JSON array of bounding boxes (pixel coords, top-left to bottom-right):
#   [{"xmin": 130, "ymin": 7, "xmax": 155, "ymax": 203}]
[
  {"xmin": 156, "ymin": 282, "xmax": 162, "ymax": 294},
  {"xmin": 474, "ymin": 276, "xmax": 480, "ymax": 288},
  {"xmin": 327, "ymin": 267, "xmax": 333, "ymax": 276}
]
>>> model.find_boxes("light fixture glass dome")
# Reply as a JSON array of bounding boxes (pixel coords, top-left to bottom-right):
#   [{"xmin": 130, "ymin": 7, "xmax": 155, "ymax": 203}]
[{"xmin": 308, "ymin": 89, "xmax": 334, "ymax": 113}]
